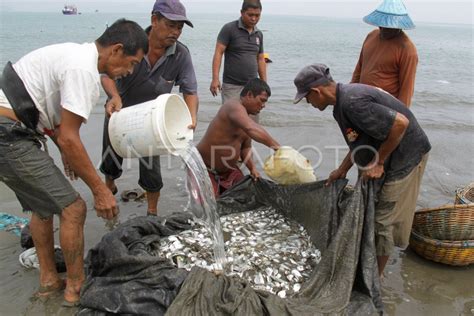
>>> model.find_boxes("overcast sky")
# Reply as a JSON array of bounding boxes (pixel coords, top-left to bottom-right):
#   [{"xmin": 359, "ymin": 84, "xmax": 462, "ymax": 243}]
[{"xmin": 1, "ymin": 1, "xmax": 472, "ymax": 25}]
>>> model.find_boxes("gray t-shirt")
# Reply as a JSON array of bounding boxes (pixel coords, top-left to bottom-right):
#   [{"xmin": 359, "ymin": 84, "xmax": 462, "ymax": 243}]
[
  {"xmin": 116, "ymin": 41, "xmax": 197, "ymax": 107},
  {"xmin": 217, "ymin": 18, "xmax": 264, "ymax": 86},
  {"xmin": 333, "ymin": 83, "xmax": 431, "ymax": 181}
]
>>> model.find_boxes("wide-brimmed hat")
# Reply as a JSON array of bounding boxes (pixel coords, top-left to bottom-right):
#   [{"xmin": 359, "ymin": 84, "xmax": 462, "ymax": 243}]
[
  {"xmin": 152, "ymin": 0, "xmax": 193, "ymax": 28},
  {"xmin": 363, "ymin": 0, "xmax": 415, "ymax": 30}
]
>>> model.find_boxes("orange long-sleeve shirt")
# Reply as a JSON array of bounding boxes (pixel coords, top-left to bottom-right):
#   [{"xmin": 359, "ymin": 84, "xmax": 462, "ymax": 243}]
[{"xmin": 351, "ymin": 29, "xmax": 418, "ymax": 107}]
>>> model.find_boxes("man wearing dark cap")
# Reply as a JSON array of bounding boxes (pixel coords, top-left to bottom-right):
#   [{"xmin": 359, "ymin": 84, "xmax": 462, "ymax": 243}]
[
  {"xmin": 351, "ymin": 0, "xmax": 418, "ymax": 107},
  {"xmin": 294, "ymin": 64, "xmax": 431, "ymax": 276},
  {"xmin": 209, "ymin": 0, "xmax": 267, "ymax": 112},
  {"xmin": 100, "ymin": 0, "xmax": 198, "ymax": 216}
]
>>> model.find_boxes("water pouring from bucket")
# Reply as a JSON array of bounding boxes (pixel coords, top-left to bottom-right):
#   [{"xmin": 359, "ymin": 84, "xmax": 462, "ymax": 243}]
[
  {"xmin": 108, "ymin": 94, "xmax": 227, "ymax": 272},
  {"xmin": 108, "ymin": 93, "xmax": 194, "ymax": 158},
  {"xmin": 179, "ymin": 146, "xmax": 227, "ymax": 273}
]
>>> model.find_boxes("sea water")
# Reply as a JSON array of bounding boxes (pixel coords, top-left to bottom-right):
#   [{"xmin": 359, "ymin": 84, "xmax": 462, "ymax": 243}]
[{"xmin": 0, "ymin": 12, "xmax": 472, "ymax": 133}]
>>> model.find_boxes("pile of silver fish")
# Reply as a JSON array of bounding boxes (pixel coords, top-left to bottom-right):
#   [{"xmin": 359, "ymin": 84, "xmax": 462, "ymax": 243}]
[{"xmin": 154, "ymin": 206, "xmax": 321, "ymax": 298}]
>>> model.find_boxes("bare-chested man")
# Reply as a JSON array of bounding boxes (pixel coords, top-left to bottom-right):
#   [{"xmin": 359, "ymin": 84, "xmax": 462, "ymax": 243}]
[{"xmin": 197, "ymin": 78, "xmax": 280, "ymax": 196}]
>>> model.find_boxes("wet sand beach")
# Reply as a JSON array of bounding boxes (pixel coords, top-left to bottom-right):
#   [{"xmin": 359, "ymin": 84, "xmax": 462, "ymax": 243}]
[{"xmin": 0, "ymin": 104, "xmax": 473, "ymax": 315}]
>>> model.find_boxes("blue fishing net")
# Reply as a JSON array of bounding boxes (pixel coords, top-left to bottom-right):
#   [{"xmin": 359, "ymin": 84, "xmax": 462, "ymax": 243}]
[{"xmin": 0, "ymin": 212, "xmax": 29, "ymax": 236}]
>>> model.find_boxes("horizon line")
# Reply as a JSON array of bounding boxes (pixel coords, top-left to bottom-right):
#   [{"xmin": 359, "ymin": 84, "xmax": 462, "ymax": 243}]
[{"xmin": 1, "ymin": 10, "xmax": 472, "ymax": 27}]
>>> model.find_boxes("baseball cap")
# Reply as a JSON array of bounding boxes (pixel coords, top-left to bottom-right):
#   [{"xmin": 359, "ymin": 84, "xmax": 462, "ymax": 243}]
[
  {"xmin": 293, "ymin": 64, "xmax": 333, "ymax": 104},
  {"xmin": 152, "ymin": 0, "xmax": 193, "ymax": 28}
]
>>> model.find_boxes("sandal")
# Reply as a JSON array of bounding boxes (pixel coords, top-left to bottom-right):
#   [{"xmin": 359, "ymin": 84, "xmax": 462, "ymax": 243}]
[
  {"xmin": 34, "ymin": 279, "xmax": 65, "ymax": 298},
  {"xmin": 120, "ymin": 188, "xmax": 145, "ymax": 202},
  {"xmin": 61, "ymin": 299, "xmax": 80, "ymax": 307}
]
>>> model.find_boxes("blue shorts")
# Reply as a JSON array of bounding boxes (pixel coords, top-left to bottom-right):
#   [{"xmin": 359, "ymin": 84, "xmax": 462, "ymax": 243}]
[{"xmin": 0, "ymin": 116, "xmax": 79, "ymax": 219}]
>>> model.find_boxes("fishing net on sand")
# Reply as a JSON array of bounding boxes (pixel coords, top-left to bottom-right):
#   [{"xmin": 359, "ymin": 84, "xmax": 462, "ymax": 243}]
[{"xmin": 78, "ymin": 177, "xmax": 383, "ymax": 315}]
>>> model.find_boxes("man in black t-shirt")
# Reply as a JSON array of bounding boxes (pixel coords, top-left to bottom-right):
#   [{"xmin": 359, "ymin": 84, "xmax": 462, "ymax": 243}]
[
  {"xmin": 209, "ymin": 0, "xmax": 267, "ymax": 106},
  {"xmin": 293, "ymin": 64, "xmax": 431, "ymax": 276}
]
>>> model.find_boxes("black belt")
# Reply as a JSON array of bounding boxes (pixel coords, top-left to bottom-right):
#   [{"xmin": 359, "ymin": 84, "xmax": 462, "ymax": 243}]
[{"xmin": 0, "ymin": 61, "xmax": 39, "ymax": 130}]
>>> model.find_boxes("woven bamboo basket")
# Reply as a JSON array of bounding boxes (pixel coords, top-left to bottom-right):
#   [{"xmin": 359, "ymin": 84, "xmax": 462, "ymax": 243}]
[
  {"xmin": 455, "ymin": 182, "xmax": 474, "ymax": 205},
  {"xmin": 410, "ymin": 231, "xmax": 474, "ymax": 266},
  {"xmin": 411, "ymin": 204, "xmax": 474, "ymax": 241}
]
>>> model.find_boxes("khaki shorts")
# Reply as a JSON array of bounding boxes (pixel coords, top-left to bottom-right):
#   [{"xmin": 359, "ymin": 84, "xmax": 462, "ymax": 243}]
[
  {"xmin": 374, "ymin": 154, "xmax": 429, "ymax": 256},
  {"xmin": 0, "ymin": 117, "xmax": 79, "ymax": 219},
  {"xmin": 221, "ymin": 82, "xmax": 244, "ymax": 104}
]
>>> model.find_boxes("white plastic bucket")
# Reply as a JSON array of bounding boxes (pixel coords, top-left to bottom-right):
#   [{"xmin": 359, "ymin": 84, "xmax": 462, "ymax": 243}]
[{"xmin": 108, "ymin": 93, "xmax": 193, "ymax": 158}]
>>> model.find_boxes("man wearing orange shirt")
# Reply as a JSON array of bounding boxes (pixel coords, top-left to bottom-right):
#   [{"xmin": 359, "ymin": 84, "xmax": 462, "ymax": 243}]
[{"xmin": 351, "ymin": 0, "xmax": 418, "ymax": 107}]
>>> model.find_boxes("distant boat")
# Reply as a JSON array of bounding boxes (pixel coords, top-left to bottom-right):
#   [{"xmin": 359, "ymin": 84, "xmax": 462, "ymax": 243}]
[{"xmin": 62, "ymin": 4, "xmax": 78, "ymax": 15}]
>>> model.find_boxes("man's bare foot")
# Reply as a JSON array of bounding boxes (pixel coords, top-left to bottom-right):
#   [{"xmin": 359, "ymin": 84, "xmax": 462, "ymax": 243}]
[{"xmin": 63, "ymin": 279, "xmax": 83, "ymax": 305}]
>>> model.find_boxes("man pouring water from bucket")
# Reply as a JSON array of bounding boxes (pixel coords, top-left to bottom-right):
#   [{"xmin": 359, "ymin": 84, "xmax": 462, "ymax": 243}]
[{"xmin": 100, "ymin": 0, "xmax": 198, "ymax": 216}]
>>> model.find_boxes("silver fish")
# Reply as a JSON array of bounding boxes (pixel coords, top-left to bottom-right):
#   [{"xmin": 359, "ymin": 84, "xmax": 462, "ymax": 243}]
[{"xmin": 154, "ymin": 207, "xmax": 322, "ymax": 295}]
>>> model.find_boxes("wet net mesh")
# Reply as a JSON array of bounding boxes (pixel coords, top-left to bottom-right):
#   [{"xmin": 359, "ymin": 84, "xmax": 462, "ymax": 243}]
[{"xmin": 78, "ymin": 177, "xmax": 383, "ymax": 315}]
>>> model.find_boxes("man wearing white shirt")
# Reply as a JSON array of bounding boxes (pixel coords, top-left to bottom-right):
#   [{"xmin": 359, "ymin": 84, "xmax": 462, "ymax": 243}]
[{"xmin": 0, "ymin": 19, "xmax": 148, "ymax": 306}]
